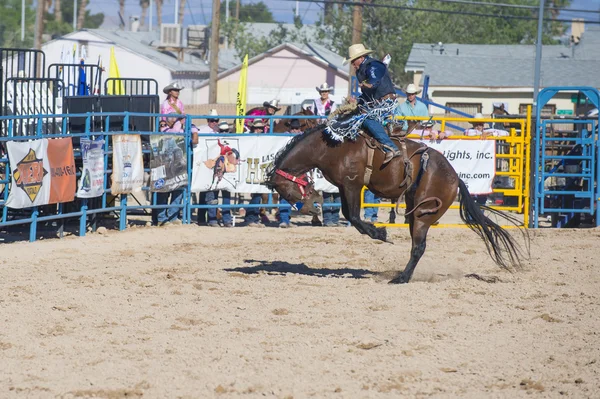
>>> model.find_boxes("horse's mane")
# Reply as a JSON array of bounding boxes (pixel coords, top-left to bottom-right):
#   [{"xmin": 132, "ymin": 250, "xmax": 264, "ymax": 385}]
[{"xmin": 265, "ymin": 123, "xmax": 330, "ymax": 187}]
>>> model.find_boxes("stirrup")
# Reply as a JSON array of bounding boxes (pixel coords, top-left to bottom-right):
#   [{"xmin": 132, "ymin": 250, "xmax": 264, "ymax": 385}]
[{"xmin": 383, "ymin": 150, "xmax": 401, "ymax": 165}]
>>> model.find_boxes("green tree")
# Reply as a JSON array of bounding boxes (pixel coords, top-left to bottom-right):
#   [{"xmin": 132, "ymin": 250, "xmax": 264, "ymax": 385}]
[
  {"xmin": 220, "ymin": 1, "xmax": 275, "ymax": 23},
  {"xmin": 316, "ymin": 0, "xmax": 572, "ymax": 85},
  {"xmin": 45, "ymin": 0, "xmax": 104, "ymax": 39},
  {"xmin": 0, "ymin": 0, "xmax": 36, "ymax": 47}
]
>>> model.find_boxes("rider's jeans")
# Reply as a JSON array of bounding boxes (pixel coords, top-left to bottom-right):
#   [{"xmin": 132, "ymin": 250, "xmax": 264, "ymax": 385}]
[{"xmin": 363, "ymin": 117, "xmax": 398, "ymax": 151}]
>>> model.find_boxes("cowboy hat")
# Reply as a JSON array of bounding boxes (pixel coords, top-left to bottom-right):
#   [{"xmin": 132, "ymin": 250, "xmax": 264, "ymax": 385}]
[
  {"xmin": 405, "ymin": 84, "xmax": 422, "ymax": 95},
  {"xmin": 471, "ymin": 113, "xmax": 485, "ymax": 126},
  {"xmin": 218, "ymin": 121, "xmax": 230, "ymax": 131},
  {"xmin": 342, "ymin": 43, "xmax": 373, "ymax": 65},
  {"xmin": 252, "ymin": 119, "xmax": 265, "ymax": 128},
  {"xmin": 288, "ymin": 119, "xmax": 302, "ymax": 130},
  {"xmin": 262, "ymin": 99, "xmax": 281, "ymax": 111},
  {"xmin": 163, "ymin": 82, "xmax": 184, "ymax": 94},
  {"xmin": 316, "ymin": 83, "xmax": 334, "ymax": 92}
]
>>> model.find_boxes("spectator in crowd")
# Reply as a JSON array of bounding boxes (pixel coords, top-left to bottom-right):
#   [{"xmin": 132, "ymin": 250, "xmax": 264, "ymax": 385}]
[
  {"xmin": 364, "ymin": 190, "xmax": 380, "ymax": 223},
  {"xmin": 311, "ymin": 83, "xmax": 337, "ymax": 122},
  {"xmin": 322, "ymin": 190, "xmax": 342, "ymax": 227},
  {"xmin": 153, "ymin": 84, "xmax": 188, "ymax": 226},
  {"xmin": 245, "ymin": 100, "xmax": 280, "ymax": 132},
  {"xmin": 160, "ymin": 82, "xmax": 185, "ymax": 128},
  {"xmin": 395, "ymin": 84, "xmax": 429, "ymax": 131},
  {"xmin": 197, "ymin": 109, "xmax": 220, "ymax": 133},
  {"xmin": 463, "ymin": 113, "xmax": 508, "ymax": 138},
  {"xmin": 251, "ymin": 119, "xmax": 265, "ymax": 133},
  {"xmin": 218, "ymin": 121, "xmax": 231, "ymax": 133},
  {"xmin": 492, "ymin": 103, "xmax": 509, "ymax": 130},
  {"xmin": 287, "ymin": 119, "xmax": 303, "ymax": 134}
]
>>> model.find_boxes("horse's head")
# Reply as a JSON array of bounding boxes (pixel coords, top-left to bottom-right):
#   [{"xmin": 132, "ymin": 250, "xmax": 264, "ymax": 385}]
[{"xmin": 265, "ymin": 169, "xmax": 323, "ymax": 216}]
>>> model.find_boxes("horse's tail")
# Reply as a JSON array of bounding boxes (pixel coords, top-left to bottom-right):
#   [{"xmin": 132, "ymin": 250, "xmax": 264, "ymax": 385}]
[{"xmin": 458, "ymin": 179, "xmax": 528, "ymax": 270}]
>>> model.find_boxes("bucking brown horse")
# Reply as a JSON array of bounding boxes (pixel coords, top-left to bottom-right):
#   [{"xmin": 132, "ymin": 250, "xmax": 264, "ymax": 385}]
[{"xmin": 265, "ymin": 124, "xmax": 527, "ymax": 284}]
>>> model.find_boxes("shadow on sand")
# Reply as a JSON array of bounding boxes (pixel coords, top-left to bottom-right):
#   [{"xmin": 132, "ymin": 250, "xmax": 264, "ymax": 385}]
[{"xmin": 225, "ymin": 259, "xmax": 379, "ymax": 279}]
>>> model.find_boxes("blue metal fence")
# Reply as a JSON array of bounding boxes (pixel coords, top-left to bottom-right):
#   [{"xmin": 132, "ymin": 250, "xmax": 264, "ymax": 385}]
[
  {"xmin": 533, "ymin": 86, "xmax": 600, "ymax": 228},
  {"xmin": 0, "ymin": 112, "xmax": 340, "ymax": 242}
]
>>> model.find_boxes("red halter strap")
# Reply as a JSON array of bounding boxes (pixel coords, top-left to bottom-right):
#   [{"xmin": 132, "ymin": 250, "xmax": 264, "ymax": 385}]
[{"xmin": 275, "ymin": 169, "xmax": 311, "ymax": 198}]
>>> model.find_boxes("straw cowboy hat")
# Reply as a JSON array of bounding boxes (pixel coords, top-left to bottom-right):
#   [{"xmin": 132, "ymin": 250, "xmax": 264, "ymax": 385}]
[
  {"xmin": 404, "ymin": 84, "xmax": 422, "ymax": 95},
  {"xmin": 343, "ymin": 43, "xmax": 373, "ymax": 65},
  {"xmin": 252, "ymin": 119, "xmax": 265, "ymax": 128},
  {"xmin": 262, "ymin": 99, "xmax": 281, "ymax": 111},
  {"xmin": 218, "ymin": 121, "xmax": 230, "ymax": 131},
  {"xmin": 163, "ymin": 82, "xmax": 184, "ymax": 94},
  {"xmin": 207, "ymin": 109, "xmax": 219, "ymax": 120},
  {"xmin": 316, "ymin": 83, "xmax": 334, "ymax": 92},
  {"xmin": 471, "ymin": 113, "xmax": 485, "ymax": 126}
]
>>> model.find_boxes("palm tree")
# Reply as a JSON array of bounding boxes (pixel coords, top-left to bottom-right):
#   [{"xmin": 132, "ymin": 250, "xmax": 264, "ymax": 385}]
[
  {"xmin": 77, "ymin": 0, "xmax": 88, "ymax": 29},
  {"xmin": 140, "ymin": 0, "xmax": 150, "ymax": 27},
  {"xmin": 156, "ymin": 0, "xmax": 163, "ymax": 27},
  {"xmin": 178, "ymin": 0, "xmax": 186, "ymax": 25}
]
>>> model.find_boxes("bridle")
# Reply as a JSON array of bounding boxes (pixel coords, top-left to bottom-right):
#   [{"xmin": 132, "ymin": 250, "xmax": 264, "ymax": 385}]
[{"xmin": 274, "ymin": 169, "xmax": 315, "ymax": 200}]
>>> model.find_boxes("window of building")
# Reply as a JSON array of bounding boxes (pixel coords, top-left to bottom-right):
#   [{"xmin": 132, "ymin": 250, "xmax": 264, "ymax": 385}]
[
  {"xmin": 445, "ymin": 102, "xmax": 482, "ymax": 116},
  {"xmin": 519, "ymin": 103, "xmax": 556, "ymax": 116}
]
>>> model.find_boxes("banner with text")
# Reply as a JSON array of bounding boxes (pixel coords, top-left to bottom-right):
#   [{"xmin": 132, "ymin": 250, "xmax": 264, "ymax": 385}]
[
  {"xmin": 111, "ymin": 135, "xmax": 144, "ymax": 194},
  {"xmin": 415, "ymin": 138, "xmax": 496, "ymax": 194},
  {"xmin": 192, "ymin": 136, "xmax": 495, "ymax": 194},
  {"xmin": 6, "ymin": 138, "xmax": 76, "ymax": 209},
  {"xmin": 77, "ymin": 138, "xmax": 105, "ymax": 198}
]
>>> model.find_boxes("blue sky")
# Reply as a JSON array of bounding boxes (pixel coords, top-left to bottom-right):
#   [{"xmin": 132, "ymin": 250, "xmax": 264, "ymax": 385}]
[{"xmin": 93, "ymin": 0, "xmax": 600, "ymax": 29}]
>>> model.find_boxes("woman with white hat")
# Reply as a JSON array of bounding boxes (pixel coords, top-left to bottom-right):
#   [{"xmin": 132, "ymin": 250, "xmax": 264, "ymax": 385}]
[
  {"xmin": 311, "ymin": 83, "xmax": 337, "ymax": 122},
  {"xmin": 343, "ymin": 43, "xmax": 401, "ymax": 164},
  {"xmin": 160, "ymin": 82, "xmax": 185, "ymax": 129}
]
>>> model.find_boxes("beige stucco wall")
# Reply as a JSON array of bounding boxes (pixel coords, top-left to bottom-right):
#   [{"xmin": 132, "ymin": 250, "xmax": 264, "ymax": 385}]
[{"xmin": 193, "ymin": 48, "xmax": 349, "ymax": 106}]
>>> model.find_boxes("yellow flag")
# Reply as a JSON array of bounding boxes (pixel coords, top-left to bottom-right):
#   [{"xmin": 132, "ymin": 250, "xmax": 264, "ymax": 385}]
[
  {"xmin": 107, "ymin": 47, "xmax": 124, "ymax": 95},
  {"xmin": 235, "ymin": 54, "xmax": 249, "ymax": 133}
]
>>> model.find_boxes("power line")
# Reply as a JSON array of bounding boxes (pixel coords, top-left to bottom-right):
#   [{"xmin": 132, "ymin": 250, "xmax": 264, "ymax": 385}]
[
  {"xmin": 431, "ymin": 0, "xmax": 600, "ymax": 14},
  {"xmin": 280, "ymin": 0, "xmax": 600, "ymax": 24}
]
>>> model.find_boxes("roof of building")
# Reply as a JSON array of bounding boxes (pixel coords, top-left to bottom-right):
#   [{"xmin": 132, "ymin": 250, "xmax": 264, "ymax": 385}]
[
  {"xmin": 196, "ymin": 42, "xmax": 348, "ymax": 89},
  {"xmin": 406, "ymin": 25, "xmax": 600, "ymax": 88}
]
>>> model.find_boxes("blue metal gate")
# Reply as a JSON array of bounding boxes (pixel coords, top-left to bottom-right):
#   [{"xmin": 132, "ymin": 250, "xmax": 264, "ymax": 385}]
[{"xmin": 533, "ymin": 86, "xmax": 600, "ymax": 228}]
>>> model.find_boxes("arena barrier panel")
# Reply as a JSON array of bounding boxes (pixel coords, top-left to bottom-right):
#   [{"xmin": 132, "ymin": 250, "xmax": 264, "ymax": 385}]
[{"xmin": 361, "ymin": 108, "xmax": 532, "ymax": 228}]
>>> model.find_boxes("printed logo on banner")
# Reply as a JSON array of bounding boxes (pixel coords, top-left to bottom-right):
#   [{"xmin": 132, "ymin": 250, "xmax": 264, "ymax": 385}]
[{"xmin": 12, "ymin": 148, "xmax": 48, "ymax": 202}]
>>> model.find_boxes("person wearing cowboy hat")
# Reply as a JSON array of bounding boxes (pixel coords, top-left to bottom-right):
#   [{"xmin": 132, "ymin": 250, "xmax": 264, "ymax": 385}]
[
  {"xmin": 311, "ymin": 83, "xmax": 337, "ymax": 122},
  {"xmin": 218, "ymin": 121, "xmax": 231, "ymax": 133},
  {"xmin": 245, "ymin": 100, "xmax": 281, "ymax": 133},
  {"xmin": 197, "ymin": 109, "xmax": 220, "ymax": 133},
  {"xmin": 250, "ymin": 118, "xmax": 265, "ymax": 133},
  {"xmin": 286, "ymin": 118, "xmax": 303, "ymax": 134},
  {"xmin": 343, "ymin": 43, "xmax": 401, "ymax": 164},
  {"xmin": 161, "ymin": 82, "xmax": 185, "ymax": 129},
  {"xmin": 395, "ymin": 83, "xmax": 430, "ymax": 131},
  {"xmin": 464, "ymin": 112, "xmax": 508, "ymax": 139}
]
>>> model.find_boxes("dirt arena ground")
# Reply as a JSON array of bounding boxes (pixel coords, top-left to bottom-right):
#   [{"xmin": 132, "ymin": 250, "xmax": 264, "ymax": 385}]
[{"xmin": 0, "ymin": 220, "xmax": 599, "ymax": 398}]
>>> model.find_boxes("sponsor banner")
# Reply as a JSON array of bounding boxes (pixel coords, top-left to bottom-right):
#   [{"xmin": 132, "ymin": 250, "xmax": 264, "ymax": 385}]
[
  {"xmin": 77, "ymin": 138, "xmax": 105, "ymax": 198},
  {"xmin": 111, "ymin": 134, "xmax": 144, "ymax": 195},
  {"xmin": 47, "ymin": 138, "xmax": 76, "ymax": 204},
  {"xmin": 414, "ymin": 138, "xmax": 496, "ymax": 194},
  {"xmin": 149, "ymin": 135, "xmax": 188, "ymax": 192},
  {"xmin": 192, "ymin": 135, "xmax": 496, "ymax": 194},
  {"xmin": 6, "ymin": 138, "xmax": 76, "ymax": 208},
  {"xmin": 6, "ymin": 139, "xmax": 51, "ymax": 208}
]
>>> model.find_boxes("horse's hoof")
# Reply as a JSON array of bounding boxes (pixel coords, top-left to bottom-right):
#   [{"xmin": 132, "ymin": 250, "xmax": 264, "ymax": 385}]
[{"xmin": 388, "ymin": 275, "xmax": 408, "ymax": 284}]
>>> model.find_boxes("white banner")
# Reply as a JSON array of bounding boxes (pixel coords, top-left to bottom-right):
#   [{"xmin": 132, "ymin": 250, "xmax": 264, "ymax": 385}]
[
  {"xmin": 111, "ymin": 135, "xmax": 144, "ymax": 195},
  {"xmin": 6, "ymin": 139, "xmax": 51, "ymax": 208},
  {"xmin": 191, "ymin": 135, "xmax": 338, "ymax": 194},
  {"xmin": 77, "ymin": 138, "xmax": 105, "ymax": 198},
  {"xmin": 192, "ymin": 136, "xmax": 495, "ymax": 195},
  {"xmin": 414, "ymin": 139, "xmax": 496, "ymax": 194}
]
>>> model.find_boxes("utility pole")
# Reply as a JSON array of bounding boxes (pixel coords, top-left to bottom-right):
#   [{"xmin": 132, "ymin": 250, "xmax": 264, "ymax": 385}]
[
  {"xmin": 209, "ymin": 0, "xmax": 221, "ymax": 104},
  {"xmin": 73, "ymin": 0, "xmax": 77, "ymax": 31},
  {"xmin": 349, "ymin": 0, "xmax": 362, "ymax": 97},
  {"xmin": 532, "ymin": 0, "xmax": 545, "ymax": 113},
  {"xmin": 235, "ymin": 0, "xmax": 240, "ymax": 20},
  {"xmin": 34, "ymin": 0, "xmax": 45, "ymax": 50}
]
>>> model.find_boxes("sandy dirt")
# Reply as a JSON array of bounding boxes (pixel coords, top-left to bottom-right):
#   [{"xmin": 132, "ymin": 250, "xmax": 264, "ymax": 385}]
[{"xmin": 0, "ymin": 222, "xmax": 598, "ymax": 398}]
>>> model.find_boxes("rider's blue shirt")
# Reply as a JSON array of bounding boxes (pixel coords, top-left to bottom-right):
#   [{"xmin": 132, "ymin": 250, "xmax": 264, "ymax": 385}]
[{"xmin": 356, "ymin": 57, "xmax": 395, "ymax": 103}]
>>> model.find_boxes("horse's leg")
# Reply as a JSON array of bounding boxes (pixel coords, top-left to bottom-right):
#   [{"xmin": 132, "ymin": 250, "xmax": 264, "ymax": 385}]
[
  {"xmin": 389, "ymin": 218, "xmax": 430, "ymax": 284},
  {"xmin": 342, "ymin": 186, "xmax": 389, "ymax": 242}
]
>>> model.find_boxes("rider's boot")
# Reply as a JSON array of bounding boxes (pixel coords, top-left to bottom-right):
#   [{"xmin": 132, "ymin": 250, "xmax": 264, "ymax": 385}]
[{"xmin": 382, "ymin": 145, "xmax": 402, "ymax": 165}]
